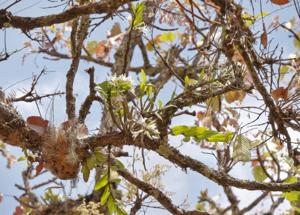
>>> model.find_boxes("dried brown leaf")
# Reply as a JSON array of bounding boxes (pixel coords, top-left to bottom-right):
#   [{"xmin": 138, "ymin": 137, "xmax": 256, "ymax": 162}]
[
  {"xmin": 35, "ymin": 161, "xmax": 44, "ymax": 176},
  {"xmin": 108, "ymin": 22, "xmax": 121, "ymax": 38},
  {"xmin": 13, "ymin": 206, "xmax": 24, "ymax": 215},
  {"xmin": 261, "ymin": 31, "xmax": 268, "ymax": 48},
  {"xmin": 26, "ymin": 116, "xmax": 49, "ymax": 135},
  {"xmin": 271, "ymin": 87, "xmax": 288, "ymax": 101}
]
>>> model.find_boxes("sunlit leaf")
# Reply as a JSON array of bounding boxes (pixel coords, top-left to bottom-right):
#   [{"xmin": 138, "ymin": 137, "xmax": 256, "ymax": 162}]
[
  {"xmin": 100, "ymin": 185, "xmax": 110, "ymax": 205},
  {"xmin": 132, "ymin": 2, "xmax": 145, "ymax": 28},
  {"xmin": 171, "ymin": 126, "xmax": 233, "ymax": 143},
  {"xmin": 233, "ymin": 135, "xmax": 252, "ymax": 162},
  {"xmin": 159, "ymin": 32, "xmax": 176, "ymax": 42},
  {"xmin": 283, "ymin": 191, "xmax": 299, "ymax": 202},
  {"xmin": 17, "ymin": 156, "xmax": 26, "ymax": 162},
  {"xmin": 207, "ymin": 132, "xmax": 234, "ymax": 142},
  {"xmin": 116, "ymin": 206, "xmax": 127, "ymax": 215},
  {"xmin": 158, "ymin": 100, "xmax": 163, "ymax": 109},
  {"xmin": 94, "ymin": 174, "xmax": 108, "ymax": 191},
  {"xmin": 114, "ymin": 159, "xmax": 125, "ymax": 170},
  {"xmin": 252, "ymin": 166, "xmax": 267, "ymax": 182},
  {"xmin": 284, "ymin": 176, "xmax": 298, "ymax": 184},
  {"xmin": 294, "ymin": 36, "xmax": 300, "ymax": 49},
  {"xmin": 107, "ymin": 195, "xmax": 117, "ymax": 214},
  {"xmin": 280, "ymin": 65, "xmax": 289, "ymax": 79}
]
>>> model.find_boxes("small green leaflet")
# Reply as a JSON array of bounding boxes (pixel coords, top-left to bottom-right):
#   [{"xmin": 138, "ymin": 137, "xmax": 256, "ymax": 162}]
[
  {"xmin": 107, "ymin": 195, "xmax": 127, "ymax": 215},
  {"xmin": 94, "ymin": 174, "xmax": 108, "ymax": 191},
  {"xmin": 283, "ymin": 191, "xmax": 299, "ymax": 202},
  {"xmin": 100, "ymin": 185, "xmax": 110, "ymax": 205},
  {"xmin": 94, "ymin": 151, "xmax": 107, "ymax": 164},
  {"xmin": 207, "ymin": 132, "xmax": 234, "ymax": 142},
  {"xmin": 17, "ymin": 156, "xmax": 26, "ymax": 162},
  {"xmin": 171, "ymin": 126, "xmax": 233, "ymax": 143},
  {"xmin": 131, "ymin": 2, "xmax": 145, "ymax": 28},
  {"xmin": 284, "ymin": 176, "xmax": 298, "ymax": 184},
  {"xmin": 184, "ymin": 76, "xmax": 190, "ymax": 88},
  {"xmin": 280, "ymin": 65, "xmax": 289, "ymax": 80},
  {"xmin": 82, "ymin": 150, "xmax": 107, "ymax": 182},
  {"xmin": 158, "ymin": 100, "xmax": 163, "ymax": 109},
  {"xmin": 81, "ymin": 163, "xmax": 90, "ymax": 182},
  {"xmin": 159, "ymin": 32, "xmax": 176, "ymax": 42},
  {"xmin": 108, "ymin": 195, "xmax": 117, "ymax": 214},
  {"xmin": 281, "ymin": 176, "xmax": 300, "ymax": 213},
  {"xmin": 232, "ymin": 135, "xmax": 252, "ymax": 162},
  {"xmin": 252, "ymin": 166, "xmax": 267, "ymax": 182},
  {"xmin": 86, "ymin": 154, "xmax": 97, "ymax": 169},
  {"xmin": 114, "ymin": 159, "xmax": 125, "ymax": 170},
  {"xmin": 86, "ymin": 40, "xmax": 98, "ymax": 55}
]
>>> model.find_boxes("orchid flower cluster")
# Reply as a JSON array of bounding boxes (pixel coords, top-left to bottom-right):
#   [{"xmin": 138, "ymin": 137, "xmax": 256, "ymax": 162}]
[
  {"xmin": 96, "ymin": 74, "xmax": 160, "ymax": 141},
  {"xmin": 95, "ymin": 74, "xmax": 134, "ymax": 106},
  {"xmin": 130, "ymin": 108, "xmax": 160, "ymax": 141}
]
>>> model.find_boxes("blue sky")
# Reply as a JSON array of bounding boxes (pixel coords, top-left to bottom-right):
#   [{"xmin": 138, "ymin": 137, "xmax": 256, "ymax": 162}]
[{"xmin": 0, "ymin": 0, "xmax": 299, "ymax": 214}]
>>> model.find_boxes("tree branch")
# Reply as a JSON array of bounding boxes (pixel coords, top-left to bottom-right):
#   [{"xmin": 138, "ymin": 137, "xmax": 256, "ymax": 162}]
[{"xmin": 0, "ymin": 0, "xmax": 131, "ymax": 30}]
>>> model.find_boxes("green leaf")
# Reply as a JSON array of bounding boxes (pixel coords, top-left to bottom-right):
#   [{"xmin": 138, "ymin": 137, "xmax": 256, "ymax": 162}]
[
  {"xmin": 159, "ymin": 32, "xmax": 176, "ymax": 42},
  {"xmin": 100, "ymin": 185, "xmax": 111, "ymax": 205},
  {"xmin": 199, "ymin": 69, "xmax": 205, "ymax": 80},
  {"xmin": 252, "ymin": 166, "xmax": 267, "ymax": 182},
  {"xmin": 94, "ymin": 174, "xmax": 108, "ymax": 191},
  {"xmin": 158, "ymin": 100, "xmax": 163, "ymax": 109},
  {"xmin": 107, "ymin": 195, "xmax": 117, "ymax": 214},
  {"xmin": 242, "ymin": 13, "xmax": 256, "ymax": 27},
  {"xmin": 283, "ymin": 191, "xmax": 299, "ymax": 202},
  {"xmin": 81, "ymin": 163, "xmax": 90, "ymax": 182},
  {"xmin": 280, "ymin": 65, "xmax": 289, "ymax": 80},
  {"xmin": 184, "ymin": 76, "xmax": 190, "ymax": 88},
  {"xmin": 86, "ymin": 40, "xmax": 98, "ymax": 55},
  {"xmin": 114, "ymin": 159, "xmax": 125, "ymax": 170},
  {"xmin": 132, "ymin": 2, "xmax": 145, "ymax": 28},
  {"xmin": 194, "ymin": 129, "xmax": 216, "ymax": 142},
  {"xmin": 294, "ymin": 35, "xmax": 300, "ymax": 49},
  {"xmin": 233, "ymin": 135, "xmax": 251, "ymax": 162},
  {"xmin": 94, "ymin": 151, "xmax": 107, "ymax": 164},
  {"xmin": 171, "ymin": 126, "xmax": 223, "ymax": 142},
  {"xmin": 141, "ymin": 69, "xmax": 147, "ymax": 84},
  {"xmin": 139, "ymin": 69, "xmax": 147, "ymax": 93},
  {"xmin": 116, "ymin": 206, "xmax": 127, "ymax": 215},
  {"xmin": 207, "ymin": 132, "xmax": 234, "ymax": 142},
  {"xmin": 170, "ymin": 88, "xmax": 177, "ymax": 101},
  {"xmin": 256, "ymin": 11, "xmax": 269, "ymax": 18},
  {"xmin": 171, "ymin": 126, "xmax": 189, "ymax": 135},
  {"xmin": 111, "ymin": 178, "xmax": 122, "ymax": 185},
  {"xmin": 182, "ymin": 136, "xmax": 191, "ymax": 142},
  {"xmin": 17, "ymin": 156, "xmax": 26, "ymax": 162},
  {"xmin": 294, "ymin": 206, "xmax": 300, "ymax": 213},
  {"xmin": 284, "ymin": 176, "xmax": 298, "ymax": 184},
  {"xmin": 86, "ymin": 154, "xmax": 96, "ymax": 169},
  {"xmin": 147, "ymin": 85, "xmax": 153, "ymax": 97}
]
